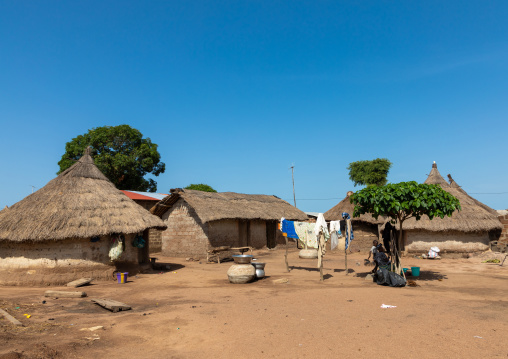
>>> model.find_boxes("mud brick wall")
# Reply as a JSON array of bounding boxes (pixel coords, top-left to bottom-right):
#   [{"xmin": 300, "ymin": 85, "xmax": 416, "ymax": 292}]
[
  {"xmin": 0, "ymin": 234, "xmax": 139, "ymax": 268},
  {"xmin": 405, "ymin": 230, "xmax": 490, "ymax": 253},
  {"xmin": 129, "ymin": 199, "xmax": 164, "ymax": 253},
  {"xmin": 498, "ymin": 214, "xmax": 508, "ymax": 244},
  {"xmin": 148, "ymin": 228, "xmax": 163, "ymax": 253},
  {"xmin": 161, "ymin": 199, "xmax": 209, "ymax": 258},
  {"xmin": 349, "ymin": 224, "xmax": 380, "ymax": 253}
]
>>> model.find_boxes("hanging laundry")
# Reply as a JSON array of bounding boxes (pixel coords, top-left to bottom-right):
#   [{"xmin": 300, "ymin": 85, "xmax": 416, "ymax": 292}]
[
  {"xmin": 281, "ymin": 218, "xmax": 299, "ymax": 240},
  {"xmin": 329, "ymin": 220, "xmax": 342, "ymax": 250},
  {"xmin": 317, "ymin": 229, "xmax": 327, "ymax": 269},
  {"xmin": 329, "ymin": 221, "xmax": 342, "ymax": 236},
  {"xmin": 330, "ymin": 231, "xmax": 338, "ymax": 250},
  {"xmin": 294, "ymin": 222, "xmax": 318, "ymax": 248},
  {"xmin": 342, "ymin": 213, "xmax": 354, "ymax": 250},
  {"xmin": 294, "ymin": 222, "xmax": 309, "ymax": 247},
  {"xmin": 313, "ymin": 213, "xmax": 330, "ymax": 240},
  {"xmin": 306, "ymin": 223, "xmax": 318, "ymax": 248}
]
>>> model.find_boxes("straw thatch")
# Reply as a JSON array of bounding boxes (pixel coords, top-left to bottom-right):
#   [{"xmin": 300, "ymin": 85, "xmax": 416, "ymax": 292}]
[
  {"xmin": 324, "ymin": 191, "xmax": 384, "ymax": 224},
  {"xmin": 0, "ymin": 147, "xmax": 166, "ymax": 242},
  {"xmin": 151, "ymin": 188, "xmax": 308, "ymax": 222},
  {"xmin": 403, "ymin": 162, "xmax": 502, "ymax": 232}
]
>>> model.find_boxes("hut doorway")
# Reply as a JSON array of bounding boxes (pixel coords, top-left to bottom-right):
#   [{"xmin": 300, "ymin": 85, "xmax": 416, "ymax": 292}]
[
  {"xmin": 137, "ymin": 230, "xmax": 150, "ymax": 264},
  {"xmin": 238, "ymin": 221, "xmax": 250, "ymax": 247},
  {"xmin": 266, "ymin": 221, "xmax": 277, "ymax": 249}
]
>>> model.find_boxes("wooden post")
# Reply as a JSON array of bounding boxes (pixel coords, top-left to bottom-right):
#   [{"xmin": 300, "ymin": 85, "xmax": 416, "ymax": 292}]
[
  {"xmin": 284, "ymin": 236, "xmax": 290, "ymax": 272},
  {"xmin": 345, "ymin": 219, "xmax": 350, "ymax": 275},
  {"xmin": 319, "ymin": 232, "xmax": 324, "ymax": 281}
]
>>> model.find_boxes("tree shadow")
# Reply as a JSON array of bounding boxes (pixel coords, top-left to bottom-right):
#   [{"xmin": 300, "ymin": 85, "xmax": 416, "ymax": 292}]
[
  {"xmin": 289, "ymin": 265, "xmax": 319, "ymax": 272},
  {"xmin": 354, "ymin": 271, "xmax": 372, "ymax": 278},
  {"xmin": 407, "ymin": 270, "xmax": 447, "ymax": 281},
  {"xmin": 150, "ymin": 262, "xmax": 186, "ymax": 272},
  {"xmin": 289, "ymin": 266, "xmax": 334, "ymax": 281},
  {"xmin": 333, "ymin": 268, "xmax": 356, "ymax": 275}
]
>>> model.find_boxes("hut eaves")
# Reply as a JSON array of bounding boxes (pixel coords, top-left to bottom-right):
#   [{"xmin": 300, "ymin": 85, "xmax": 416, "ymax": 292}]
[{"xmin": 150, "ymin": 188, "xmax": 308, "ymax": 222}]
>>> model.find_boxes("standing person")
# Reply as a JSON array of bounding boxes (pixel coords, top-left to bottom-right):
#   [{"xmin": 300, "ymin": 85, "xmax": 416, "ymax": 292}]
[{"xmin": 367, "ymin": 240, "xmax": 381, "ymax": 262}]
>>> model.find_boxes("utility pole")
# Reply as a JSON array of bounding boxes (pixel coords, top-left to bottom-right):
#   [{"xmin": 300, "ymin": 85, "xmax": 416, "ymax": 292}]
[
  {"xmin": 31, "ymin": 185, "xmax": 36, "ymax": 194},
  {"xmin": 290, "ymin": 164, "xmax": 296, "ymax": 207}
]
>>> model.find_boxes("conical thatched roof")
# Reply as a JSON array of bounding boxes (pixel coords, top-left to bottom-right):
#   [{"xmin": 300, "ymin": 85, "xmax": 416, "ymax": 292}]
[
  {"xmin": 0, "ymin": 147, "xmax": 166, "ymax": 242},
  {"xmin": 324, "ymin": 191, "xmax": 384, "ymax": 224},
  {"xmin": 447, "ymin": 173, "xmax": 498, "ymax": 216},
  {"xmin": 151, "ymin": 188, "xmax": 308, "ymax": 222},
  {"xmin": 403, "ymin": 162, "xmax": 502, "ymax": 232}
]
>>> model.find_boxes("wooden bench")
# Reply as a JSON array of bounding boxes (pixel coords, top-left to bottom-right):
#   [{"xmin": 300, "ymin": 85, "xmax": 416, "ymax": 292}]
[{"xmin": 206, "ymin": 246, "xmax": 254, "ymax": 263}]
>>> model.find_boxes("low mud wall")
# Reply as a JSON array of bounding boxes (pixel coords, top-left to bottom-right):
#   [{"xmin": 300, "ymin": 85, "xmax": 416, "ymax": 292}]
[{"xmin": 405, "ymin": 230, "xmax": 489, "ymax": 253}]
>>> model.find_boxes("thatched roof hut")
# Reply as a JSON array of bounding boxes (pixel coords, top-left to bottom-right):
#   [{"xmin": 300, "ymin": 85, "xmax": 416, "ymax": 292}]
[
  {"xmin": 151, "ymin": 188, "xmax": 308, "ymax": 258},
  {"xmin": 324, "ymin": 191, "xmax": 384, "ymax": 252},
  {"xmin": 402, "ymin": 162, "xmax": 502, "ymax": 254},
  {"xmin": 0, "ymin": 147, "xmax": 166, "ymax": 242},
  {"xmin": 151, "ymin": 188, "xmax": 308, "ymax": 222},
  {"xmin": 404, "ymin": 163, "xmax": 502, "ymax": 233}
]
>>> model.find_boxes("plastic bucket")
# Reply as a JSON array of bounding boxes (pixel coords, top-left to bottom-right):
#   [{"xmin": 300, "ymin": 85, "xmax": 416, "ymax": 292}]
[
  {"xmin": 411, "ymin": 267, "xmax": 420, "ymax": 277},
  {"xmin": 403, "ymin": 268, "xmax": 408, "ymax": 273},
  {"xmin": 116, "ymin": 272, "xmax": 128, "ymax": 284}
]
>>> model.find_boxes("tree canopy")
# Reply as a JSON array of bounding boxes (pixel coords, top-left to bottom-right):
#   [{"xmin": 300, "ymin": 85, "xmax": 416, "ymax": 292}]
[
  {"xmin": 351, "ymin": 181, "xmax": 461, "ymax": 274},
  {"xmin": 351, "ymin": 181, "xmax": 461, "ymax": 223},
  {"xmin": 58, "ymin": 125, "xmax": 165, "ymax": 192},
  {"xmin": 347, "ymin": 158, "xmax": 392, "ymax": 187},
  {"xmin": 184, "ymin": 184, "xmax": 217, "ymax": 193}
]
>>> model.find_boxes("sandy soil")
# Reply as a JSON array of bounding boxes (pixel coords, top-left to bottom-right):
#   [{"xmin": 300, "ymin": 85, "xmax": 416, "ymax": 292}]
[{"xmin": 1, "ymin": 248, "xmax": 507, "ymax": 359}]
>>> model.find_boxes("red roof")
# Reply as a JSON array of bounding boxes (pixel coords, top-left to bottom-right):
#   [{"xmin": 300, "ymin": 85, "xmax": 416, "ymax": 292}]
[{"xmin": 121, "ymin": 190, "xmax": 165, "ymax": 201}]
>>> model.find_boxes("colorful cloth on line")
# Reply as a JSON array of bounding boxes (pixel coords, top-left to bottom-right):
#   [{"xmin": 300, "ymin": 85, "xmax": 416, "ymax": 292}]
[
  {"xmin": 294, "ymin": 222, "xmax": 318, "ymax": 248},
  {"xmin": 281, "ymin": 219, "xmax": 299, "ymax": 240},
  {"xmin": 342, "ymin": 212, "xmax": 354, "ymax": 250}
]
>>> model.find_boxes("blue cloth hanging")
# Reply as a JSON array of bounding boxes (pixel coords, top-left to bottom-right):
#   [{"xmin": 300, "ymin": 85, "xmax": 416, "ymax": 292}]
[
  {"xmin": 281, "ymin": 219, "xmax": 299, "ymax": 240},
  {"xmin": 342, "ymin": 212, "xmax": 354, "ymax": 249}
]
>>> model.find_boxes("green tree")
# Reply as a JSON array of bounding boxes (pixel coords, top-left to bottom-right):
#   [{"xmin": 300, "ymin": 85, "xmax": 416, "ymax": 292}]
[
  {"xmin": 350, "ymin": 181, "xmax": 461, "ymax": 272},
  {"xmin": 58, "ymin": 125, "xmax": 165, "ymax": 192},
  {"xmin": 184, "ymin": 184, "xmax": 217, "ymax": 192},
  {"xmin": 347, "ymin": 158, "xmax": 392, "ymax": 187}
]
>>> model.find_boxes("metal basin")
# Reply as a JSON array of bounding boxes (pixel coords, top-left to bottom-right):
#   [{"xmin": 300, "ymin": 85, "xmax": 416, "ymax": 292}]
[{"xmin": 232, "ymin": 255, "xmax": 253, "ymax": 264}]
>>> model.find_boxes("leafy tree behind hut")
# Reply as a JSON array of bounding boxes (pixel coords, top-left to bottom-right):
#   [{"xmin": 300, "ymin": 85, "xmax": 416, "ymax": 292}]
[
  {"xmin": 58, "ymin": 125, "xmax": 165, "ymax": 192},
  {"xmin": 184, "ymin": 184, "xmax": 217, "ymax": 192},
  {"xmin": 347, "ymin": 158, "xmax": 392, "ymax": 187}
]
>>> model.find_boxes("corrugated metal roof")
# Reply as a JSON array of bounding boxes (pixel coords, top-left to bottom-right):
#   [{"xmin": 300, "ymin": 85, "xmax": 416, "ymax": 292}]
[{"xmin": 121, "ymin": 190, "xmax": 168, "ymax": 201}]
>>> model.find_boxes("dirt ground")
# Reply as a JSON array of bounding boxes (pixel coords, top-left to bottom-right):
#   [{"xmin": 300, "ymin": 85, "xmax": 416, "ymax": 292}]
[{"xmin": 1, "ymin": 248, "xmax": 507, "ymax": 359}]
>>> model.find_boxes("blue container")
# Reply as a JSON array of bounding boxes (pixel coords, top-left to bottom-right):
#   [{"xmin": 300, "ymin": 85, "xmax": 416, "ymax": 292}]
[
  {"xmin": 411, "ymin": 267, "xmax": 420, "ymax": 277},
  {"xmin": 403, "ymin": 268, "xmax": 408, "ymax": 273}
]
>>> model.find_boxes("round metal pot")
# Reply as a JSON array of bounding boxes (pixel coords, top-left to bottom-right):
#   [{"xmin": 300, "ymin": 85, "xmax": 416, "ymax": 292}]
[
  {"xmin": 251, "ymin": 262, "xmax": 266, "ymax": 279},
  {"xmin": 232, "ymin": 255, "xmax": 253, "ymax": 264}
]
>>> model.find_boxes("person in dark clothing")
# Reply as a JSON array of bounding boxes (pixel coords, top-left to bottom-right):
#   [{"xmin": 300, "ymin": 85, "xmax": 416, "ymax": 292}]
[{"xmin": 372, "ymin": 246, "xmax": 391, "ymax": 273}]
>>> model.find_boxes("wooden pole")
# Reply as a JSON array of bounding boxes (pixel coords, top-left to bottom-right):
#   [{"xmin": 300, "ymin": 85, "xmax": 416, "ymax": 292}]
[
  {"xmin": 284, "ymin": 236, "xmax": 290, "ymax": 272},
  {"xmin": 345, "ymin": 220, "xmax": 350, "ymax": 275},
  {"xmin": 319, "ymin": 232, "xmax": 324, "ymax": 281}
]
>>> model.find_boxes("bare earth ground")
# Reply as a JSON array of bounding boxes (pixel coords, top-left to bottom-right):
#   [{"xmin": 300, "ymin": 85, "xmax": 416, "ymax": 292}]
[{"xmin": 1, "ymin": 248, "xmax": 507, "ymax": 359}]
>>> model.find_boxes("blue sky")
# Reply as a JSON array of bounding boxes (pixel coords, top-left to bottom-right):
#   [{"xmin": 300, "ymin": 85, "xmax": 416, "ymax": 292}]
[{"xmin": 1, "ymin": 1, "xmax": 507, "ymax": 213}]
